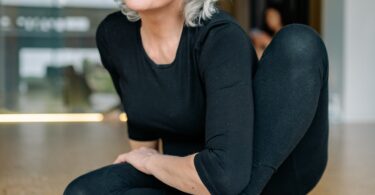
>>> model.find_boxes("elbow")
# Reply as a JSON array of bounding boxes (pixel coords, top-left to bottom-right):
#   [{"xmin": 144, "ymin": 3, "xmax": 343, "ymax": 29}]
[
  {"xmin": 214, "ymin": 169, "xmax": 250, "ymax": 195},
  {"xmin": 194, "ymin": 150, "xmax": 251, "ymax": 195}
]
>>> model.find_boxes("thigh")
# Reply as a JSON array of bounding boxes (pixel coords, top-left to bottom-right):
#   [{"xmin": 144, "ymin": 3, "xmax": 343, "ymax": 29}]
[
  {"xmin": 124, "ymin": 188, "xmax": 165, "ymax": 195},
  {"xmin": 63, "ymin": 162, "xmax": 171, "ymax": 195}
]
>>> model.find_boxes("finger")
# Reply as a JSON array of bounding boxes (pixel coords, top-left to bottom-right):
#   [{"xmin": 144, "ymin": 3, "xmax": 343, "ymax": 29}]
[
  {"xmin": 113, "ymin": 157, "xmax": 125, "ymax": 164},
  {"xmin": 113, "ymin": 154, "xmax": 127, "ymax": 164},
  {"xmin": 113, "ymin": 158, "xmax": 120, "ymax": 164}
]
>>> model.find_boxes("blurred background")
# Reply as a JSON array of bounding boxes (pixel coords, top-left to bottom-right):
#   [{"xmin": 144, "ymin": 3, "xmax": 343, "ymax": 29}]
[{"xmin": 0, "ymin": 0, "xmax": 374, "ymax": 194}]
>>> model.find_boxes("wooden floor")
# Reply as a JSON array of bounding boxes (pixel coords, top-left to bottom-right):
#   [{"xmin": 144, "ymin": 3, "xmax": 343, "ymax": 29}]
[{"xmin": 0, "ymin": 122, "xmax": 374, "ymax": 195}]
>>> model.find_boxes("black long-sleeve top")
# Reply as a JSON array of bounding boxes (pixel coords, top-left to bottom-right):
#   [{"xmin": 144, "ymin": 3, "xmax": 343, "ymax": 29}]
[{"xmin": 96, "ymin": 9, "xmax": 257, "ymax": 195}]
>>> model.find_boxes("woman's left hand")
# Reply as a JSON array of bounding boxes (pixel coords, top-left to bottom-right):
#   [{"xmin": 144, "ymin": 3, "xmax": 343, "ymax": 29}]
[{"xmin": 113, "ymin": 146, "xmax": 160, "ymax": 175}]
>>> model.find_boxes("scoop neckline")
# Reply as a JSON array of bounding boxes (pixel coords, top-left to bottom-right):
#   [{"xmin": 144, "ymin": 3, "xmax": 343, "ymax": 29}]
[{"xmin": 136, "ymin": 20, "xmax": 187, "ymax": 69}]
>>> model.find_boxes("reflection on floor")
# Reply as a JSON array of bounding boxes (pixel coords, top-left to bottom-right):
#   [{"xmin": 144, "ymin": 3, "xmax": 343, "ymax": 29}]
[
  {"xmin": 0, "ymin": 123, "xmax": 374, "ymax": 195},
  {"xmin": 310, "ymin": 123, "xmax": 375, "ymax": 195},
  {"xmin": 0, "ymin": 122, "xmax": 129, "ymax": 195}
]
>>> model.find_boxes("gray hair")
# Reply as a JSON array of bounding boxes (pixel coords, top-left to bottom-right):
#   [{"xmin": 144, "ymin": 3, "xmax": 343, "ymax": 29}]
[{"xmin": 115, "ymin": 0, "xmax": 219, "ymax": 27}]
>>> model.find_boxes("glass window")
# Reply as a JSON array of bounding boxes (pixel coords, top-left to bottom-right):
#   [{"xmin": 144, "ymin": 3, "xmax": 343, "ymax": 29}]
[{"xmin": 0, "ymin": 0, "xmax": 120, "ymax": 114}]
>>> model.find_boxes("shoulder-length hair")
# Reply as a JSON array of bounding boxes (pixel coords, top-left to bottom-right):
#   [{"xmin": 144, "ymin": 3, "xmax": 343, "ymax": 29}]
[{"xmin": 115, "ymin": 0, "xmax": 219, "ymax": 27}]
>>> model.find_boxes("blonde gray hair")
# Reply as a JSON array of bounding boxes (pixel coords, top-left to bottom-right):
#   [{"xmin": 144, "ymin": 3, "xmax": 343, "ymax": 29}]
[{"xmin": 115, "ymin": 0, "xmax": 219, "ymax": 27}]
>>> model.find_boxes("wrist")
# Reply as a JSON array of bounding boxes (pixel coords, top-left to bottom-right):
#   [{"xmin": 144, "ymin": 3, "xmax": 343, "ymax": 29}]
[{"xmin": 145, "ymin": 153, "xmax": 161, "ymax": 175}]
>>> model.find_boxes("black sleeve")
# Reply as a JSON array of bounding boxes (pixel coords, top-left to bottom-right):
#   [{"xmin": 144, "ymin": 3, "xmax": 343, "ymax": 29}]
[
  {"xmin": 96, "ymin": 19, "xmax": 123, "ymax": 102},
  {"xmin": 193, "ymin": 22, "xmax": 257, "ymax": 195},
  {"xmin": 96, "ymin": 18, "xmax": 160, "ymax": 141}
]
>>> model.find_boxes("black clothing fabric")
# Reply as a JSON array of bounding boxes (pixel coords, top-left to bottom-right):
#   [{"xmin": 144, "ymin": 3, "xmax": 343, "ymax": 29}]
[
  {"xmin": 243, "ymin": 23, "xmax": 329, "ymax": 195},
  {"xmin": 64, "ymin": 9, "xmax": 329, "ymax": 195},
  {"xmin": 95, "ymin": 9, "xmax": 255, "ymax": 195},
  {"xmin": 63, "ymin": 162, "xmax": 186, "ymax": 195}
]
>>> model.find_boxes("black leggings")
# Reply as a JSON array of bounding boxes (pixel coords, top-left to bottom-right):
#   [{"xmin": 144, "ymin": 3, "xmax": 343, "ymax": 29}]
[{"xmin": 64, "ymin": 24, "xmax": 328, "ymax": 195}]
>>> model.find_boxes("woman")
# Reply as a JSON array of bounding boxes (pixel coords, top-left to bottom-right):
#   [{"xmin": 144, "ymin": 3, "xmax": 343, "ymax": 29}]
[
  {"xmin": 64, "ymin": 0, "xmax": 329, "ymax": 194},
  {"xmin": 251, "ymin": 4, "xmax": 285, "ymax": 58}
]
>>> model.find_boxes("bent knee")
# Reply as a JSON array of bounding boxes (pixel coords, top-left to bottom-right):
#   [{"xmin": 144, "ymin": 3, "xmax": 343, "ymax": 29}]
[
  {"xmin": 64, "ymin": 164, "xmax": 138, "ymax": 195},
  {"xmin": 63, "ymin": 172, "xmax": 107, "ymax": 195},
  {"xmin": 272, "ymin": 24, "xmax": 327, "ymax": 59},
  {"xmin": 267, "ymin": 24, "xmax": 328, "ymax": 75},
  {"xmin": 64, "ymin": 176, "xmax": 91, "ymax": 195},
  {"xmin": 276, "ymin": 24, "xmax": 321, "ymax": 44}
]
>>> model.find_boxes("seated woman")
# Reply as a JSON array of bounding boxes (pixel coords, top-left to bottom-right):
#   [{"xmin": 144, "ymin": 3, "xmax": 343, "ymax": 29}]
[
  {"xmin": 250, "ymin": 4, "xmax": 285, "ymax": 59},
  {"xmin": 64, "ymin": 0, "xmax": 329, "ymax": 194}
]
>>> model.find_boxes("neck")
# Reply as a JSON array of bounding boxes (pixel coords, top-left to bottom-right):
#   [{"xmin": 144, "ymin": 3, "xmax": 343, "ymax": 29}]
[{"xmin": 138, "ymin": 1, "xmax": 185, "ymax": 40}]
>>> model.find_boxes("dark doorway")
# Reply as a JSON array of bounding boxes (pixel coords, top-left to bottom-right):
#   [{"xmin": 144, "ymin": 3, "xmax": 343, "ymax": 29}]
[
  {"xmin": 248, "ymin": 0, "xmax": 322, "ymax": 59},
  {"xmin": 250, "ymin": 0, "xmax": 321, "ymax": 33}
]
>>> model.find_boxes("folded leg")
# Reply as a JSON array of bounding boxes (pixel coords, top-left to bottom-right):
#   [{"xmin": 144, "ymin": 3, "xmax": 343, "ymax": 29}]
[
  {"xmin": 242, "ymin": 24, "xmax": 329, "ymax": 194},
  {"xmin": 63, "ymin": 162, "xmax": 187, "ymax": 195}
]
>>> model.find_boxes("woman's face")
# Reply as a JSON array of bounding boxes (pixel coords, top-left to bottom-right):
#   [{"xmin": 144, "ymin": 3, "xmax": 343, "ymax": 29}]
[
  {"xmin": 124, "ymin": 0, "xmax": 178, "ymax": 12},
  {"xmin": 265, "ymin": 8, "xmax": 282, "ymax": 31}
]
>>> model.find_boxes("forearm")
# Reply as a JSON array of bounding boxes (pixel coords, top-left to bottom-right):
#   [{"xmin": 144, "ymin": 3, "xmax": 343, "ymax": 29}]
[
  {"xmin": 146, "ymin": 153, "xmax": 210, "ymax": 195},
  {"xmin": 129, "ymin": 139, "xmax": 160, "ymax": 151}
]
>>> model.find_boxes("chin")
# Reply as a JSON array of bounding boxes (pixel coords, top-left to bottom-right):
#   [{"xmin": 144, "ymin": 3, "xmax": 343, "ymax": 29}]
[{"xmin": 125, "ymin": 0, "xmax": 173, "ymax": 12}]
